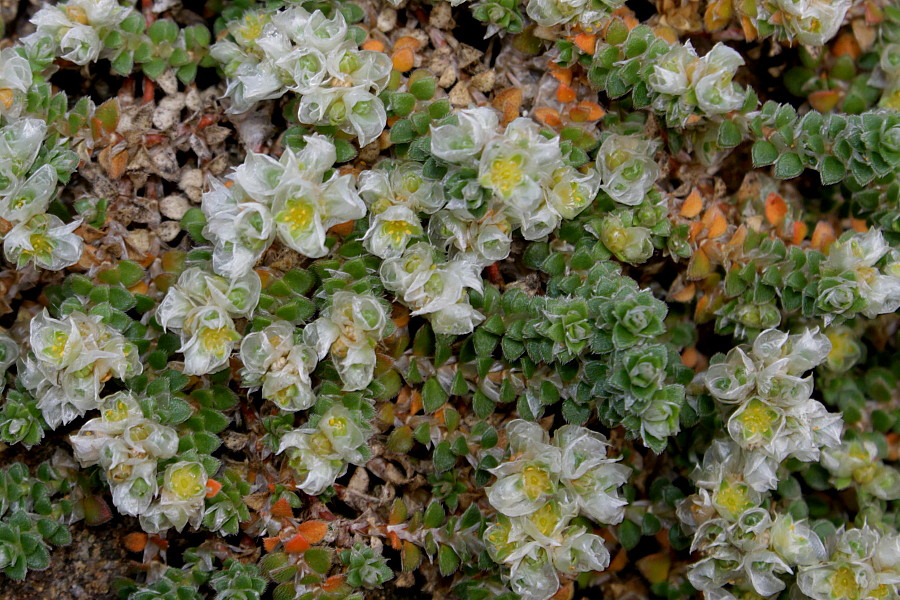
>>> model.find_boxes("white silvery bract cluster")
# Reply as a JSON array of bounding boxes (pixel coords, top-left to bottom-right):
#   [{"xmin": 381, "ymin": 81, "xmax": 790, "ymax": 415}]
[
  {"xmin": 277, "ymin": 404, "xmax": 370, "ymax": 495},
  {"xmin": 304, "ymin": 291, "xmax": 390, "ymax": 391},
  {"xmin": 797, "ymin": 525, "xmax": 900, "ymax": 600},
  {"xmin": 0, "ymin": 48, "xmax": 33, "ymax": 118},
  {"xmin": 764, "ymin": 0, "xmax": 851, "ymax": 46},
  {"xmin": 358, "ymin": 161, "xmax": 445, "ymax": 260},
  {"xmin": 822, "ymin": 439, "xmax": 900, "ymax": 501},
  {"xmin": 139, "ymin": 460, "xmax": 209, "ymax": 533},
  {"xmin": 21, "ymin": 310, "xmax": 142, "ymax": 429},
  {"xmin": 380, "ymin": 242, "xmax": 484, "ymax": 335},
  {"xmin": 430, "ymin": 107, "xmax": 602, "ymax": 243},
  {"xmin": 678, "ymin": 439, "xmax": 829, "ymax": 598},
  {"xmin": 210, "ymin": 7, "xmax": 390, "ymax": 145},
  {"xmin": 157, "ymin": 267, "xmax": 261, "ymax": 376},
  {"xmin": 240, "ymin": 320, "xmax": 318, "ymax": 412},
  {"xmin": 483, "ymin": 420, "xmax": 628, "ymax": 600},
  {"xmin": 648, "ymin": 42, "xmax": 748, "ymax": 127},
  {"xmin": 0, "ymin": 119, "xmax": 82, "ymax": 271},
  {"xmin": 704, "ymin": 327, "xmax": 842, "ymax": 491},
  {"xmin": 595, "ymin": 134, "xmax": 659, "ymax": 206},
  {"xmin": 526, "ymin": 0, "xmax": 625, "ymax": 28},
  {"xmin": 821, "ymin": 229, "xmax": 900, "ymax": 321},
  {"xmin": 24, "ymin": 0, "xmax": 132, "ymax": 66},
  {"xmin": 202, "ymin": 134, "xmax": 365, "ymax": 278},
  {"xmin": 69, "ymin": 392, "xmax": 178, "ymax": 517}
]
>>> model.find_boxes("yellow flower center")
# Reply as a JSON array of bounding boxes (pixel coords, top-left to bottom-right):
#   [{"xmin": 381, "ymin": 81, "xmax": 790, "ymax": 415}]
[
  {"xmin": 530, "ymin": 503, "xmax": 558, "ymax": 536},
  {"xmin": 328, "ymin": 416, "xmax": 348, "ymax": 436},
  {"xmin": 489, "ymin": 157, "xmax": 523, "ymax": 194},
  {"xmin": 169, "ymin": 466, "xmax": 203, "ymax": 499},
  {"xmin": 736, "ymin": 399, "xmax": 778, "ymax": 439},
  {"xmin": 65, "ymin": 6, "xmax": 89, "ymax": 24},
  {"xmin": 830, "ymin": 566, "xmax": 860, "ymax": 600},
  {"xmin": 0, "ymin": 89, "xmax": 13, "ymax": 109},
  {"xmin": 199, "ymin": 327, "xmax": 235, "ymax": 356},
  {"xmin": 521, "ymin": 464, "xmax": 551, "ymax": 500},
  {"xmin": 382, "ymin": 220, "xmax": 415, "ymax": 244},
  {"xmin": 277, "ymin": 199, "xmax": 315, "ymax": 232},
  {"xmin": 715, "ymin": 480, "xmax": 753, "ymax": 518},
  {"xmin": 309, "ymin": 432, "xmax": 334, "ymax": 455},
  {"xmin": 46, "ymin": 331, "xmax": 68, "ymax": 359},
  {"xmin": 29, "ymin": 234, "xmax": 55, "ymax": 259}
]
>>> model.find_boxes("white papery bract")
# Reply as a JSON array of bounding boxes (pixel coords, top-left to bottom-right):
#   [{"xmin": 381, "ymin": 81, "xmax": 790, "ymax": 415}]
[
  {"xmin": 25, "ymin": 0, "xmax": 132, "ymax": 65},
  {"xmin": 0, "ymin": 119, "xmax": 82, "ymax": 272},
  {"xmin": 157, "ymin": 267, "xmax": 261, "ymax": 376},
  {"xmin": 380, "ymin": 241, "xmax": 484, "ymax": 335},
  {"xmin": 3, "ymin": 214, "xmax": 83, "ymax": 271},
  {"xmin": 822, "ymin": 229, "xmax": 900, "ymax": 320},
  {"xmin": 277, "ymin": 404, "xmax": 371, "ymax": 495},
  {"xmin": 21, "ymin": 310, "xmax": 142, "ymax": 429},
  {"xmin": 239, "ymin": 320, "xmax": 318, "ymax": 411},
  {"xmin": 202, "ymin": 135, "xmax": 365, "ymax": 278},
  {"xmin": 704, "ymin": 327, "xmax": 841, "ymax": 491},
  {"xmin": 139, "ymin": 461, "xmax": 209, "ymax": 533},
  {"xmin": 70, "ymin": 391, "xmax": 178, "ymax": 517},
  {"xmin": 798, "ymin": 526, "xmax": 900, "ymax": 600},
  {"xmin": 429, "ymin": 108, "xmax": 602, "ymax": 246},
  {"xmin": 766, "ymin": 0, "xmax": 851, "ymax": 46},
  {"xmin": 0, "ymin": 48, "xmax": 33, "ymax": 118},
  {"xmin": 822, "ymin": 439, "xmax": 900, "ymax": 501},
  {"xmin": 526, "ymin": 0, "xmax": 625, "ymax": 28},
  {"xmin": 304, "ymin": 290, "xmax": 389, "ymax": 391},
  {"xmin": 210, "ymin": 6, "xmax": 389, "ymax": 145},
  {"xmin": 680, "ymin": 438, "xmax": 829, "ymax": 598},
  {"xmin": 483, "ymin": 420, "xmax": 626, "ymax": 600},
  {"xmin": 595, "ymin": 134, "xmax": 659, "ymax": 206},
  {"xmin": 649, "ymin": 42, "xmax": 748, "ymax": 127}
]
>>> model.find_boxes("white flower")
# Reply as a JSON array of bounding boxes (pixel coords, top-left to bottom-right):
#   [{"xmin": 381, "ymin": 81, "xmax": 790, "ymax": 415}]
[
  {"xmin": 596, "ymin": 134, "xmax": 659, "ymax": 206},
  {"xmin": 4, "ymin": 214, "xmax": 83, "ymax": 271},
  {"xmin": 430, "ymin": 107, "xmax": 500, "ymax": 165}
]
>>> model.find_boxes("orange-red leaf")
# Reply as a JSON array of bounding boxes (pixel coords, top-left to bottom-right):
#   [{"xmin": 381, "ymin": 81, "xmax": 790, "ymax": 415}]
[
  {"xmin": 296, "ymin": 521, "xmax": 328, "ymax": 545},
  {"xmin": 263, "ymin": 537, "xmax": 281, "ymax": 552},
  {"xmin": 680, "ymin": 189, "xmax": 703, "ymax": 218},
  {"xmin": 284, "ymin": 533, "xmax": 311, "ymax": 553},
  {"xmin": 764, "ymin": 193, "xmax": 788, "ymax": 226},
  {"xmin": 123, "ymin": 532, "xmax": 148, "ymax": 553},
  {"xmin": 205, "ymin": 479, "xmax": 222, "ymax": 498},
  {"xmin": 271, "ymin": 497, "xmax": 293, "ymax": 518}
]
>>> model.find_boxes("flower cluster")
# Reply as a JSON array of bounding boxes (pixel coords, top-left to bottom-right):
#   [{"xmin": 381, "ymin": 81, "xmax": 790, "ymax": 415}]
[
  {"xmin": 381, "ymin": 242, "xmax": 484, "ymax": 335},
  {"xmin": 240, "ymin": 320, "xmax": 318, "ymax": 412},
  {"xmin": 525, "ymin": 0, "xmax": 626, "ymax": 28},
  {"xmin": 210, "ymin": 7, "xmax": 389, "ymax": 144},
  {"xmin": 304, "ymin": 290, "xmax": 391, "ymax": 391},
  {"xmin": 797, "ymin": 525, "xmax": 900, "ymax": 600},
  {"xmin": 139, "ymin": 460, "xmax": 209, "ymax": 534},
  {"xmin": 648, "ymin": 42, "xmax": 748, "ymax": 127},
  {"xmin": 822, "ymin": 439, "xmax": 900, "ymax": 501},
  {"xmin": 23, "ymin": 0, "xmax": 131, "ymax": 66},
  {"xmin": 430, "ymin": 108, "xmax": 601, "ymax": 243},
  {"xmin": 483, "ymin": 421, "xmax": 628, "ymax": 600},
  {"xmin": 21, "ymin": 310, "xmax": 141, "ymax": 429},
  {"xmin": 277, "ymin": 403, "xmax": 372, "ymax": 495},
  {"xmin": 359, "ymin": 160, "xmax": 444, "ymax": 260},
  {"xmin": 818, "ymin": 229, "xmax": 900, "ymax": 323},
  {"xmin": 680, "ymin": 438, "xmax": 829, "ymax": 597},
  {"xmin": 157, "ymin": 267, "xmax": 260, "ymax": 375},
  {"xmin": 70, "ymin": 391, "xmax": 178, "ymax": 517},
  {"xmin": 755, "ymin": 0, "xmax": 851, "ymax": 46},
  {"xmin": 704, "ymin": 327, "xmax": 842, "ymax": 491},
  {"xmin": 202, "ymin": 134, "xmax": 364, "ymax": 278},
  {"xmin": 0, "ymin": 119, "xmax": 81, "ymax": 271}
]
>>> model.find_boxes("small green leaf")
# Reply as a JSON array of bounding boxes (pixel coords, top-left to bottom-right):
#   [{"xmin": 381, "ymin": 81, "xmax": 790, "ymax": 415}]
[
  {"xmin": 751, "ymin": 140, "xmax": 778, "ymax": 166},
  {"xmin": 774, "ymin": 152, "xmax": 804, "ymax": 179}
]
